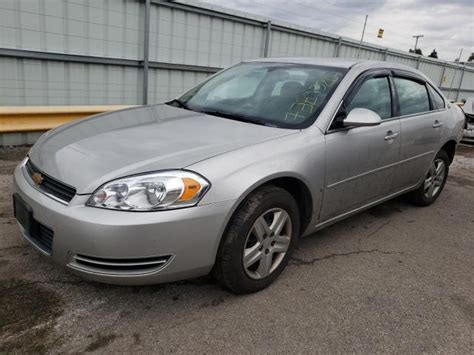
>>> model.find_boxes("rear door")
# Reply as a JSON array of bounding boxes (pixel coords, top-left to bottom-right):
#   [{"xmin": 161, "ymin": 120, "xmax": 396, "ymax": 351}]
[
  {"xmin": 321, "ymin": 71, "xmax": 401, "ymax": 221},
  {"xmin": 390, "ymin": 73, "xmax": 445, "ymax": 191}
]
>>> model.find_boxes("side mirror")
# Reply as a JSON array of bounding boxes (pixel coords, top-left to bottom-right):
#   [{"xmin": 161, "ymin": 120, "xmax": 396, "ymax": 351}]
[{"xmin": 343, "ymin": 108, "xmax": 382, "ymax": 127}]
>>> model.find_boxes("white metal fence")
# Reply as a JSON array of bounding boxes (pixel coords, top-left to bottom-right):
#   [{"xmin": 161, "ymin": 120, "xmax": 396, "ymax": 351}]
[{"xmin": 1, "ymin": 1, "xmax": 473, "ymax": 107}]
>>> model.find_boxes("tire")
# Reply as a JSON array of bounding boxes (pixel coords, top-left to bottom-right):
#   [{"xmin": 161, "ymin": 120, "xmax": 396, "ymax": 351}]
[
  {"xmin": 213, "ymin": 185, "xmax": 300, "ymax": 294},
  {"xmin": 407, "ymin": 149, "xmax": 450, "ymax": 206}
]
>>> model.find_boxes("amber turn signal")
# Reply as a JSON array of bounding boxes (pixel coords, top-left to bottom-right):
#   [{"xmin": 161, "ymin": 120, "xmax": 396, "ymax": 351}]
[{"xmin": 179, "ymin": 177, "xmax": 202, "ymax": 201}]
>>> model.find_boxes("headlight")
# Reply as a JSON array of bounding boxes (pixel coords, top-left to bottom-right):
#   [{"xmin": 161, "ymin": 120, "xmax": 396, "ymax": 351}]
[{"xmin": 86, "ymin": 170, "xmax": 210, "ymax": 211}]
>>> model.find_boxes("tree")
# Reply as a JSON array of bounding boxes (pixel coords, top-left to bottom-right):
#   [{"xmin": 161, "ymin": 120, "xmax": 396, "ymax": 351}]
[
  {"xmin": 428, "ymin": 49, "xmax": 438, "ymax": 59},
  {"xmin": 468, "ymin": 52, "xmax": 474, "ymax": 62}
]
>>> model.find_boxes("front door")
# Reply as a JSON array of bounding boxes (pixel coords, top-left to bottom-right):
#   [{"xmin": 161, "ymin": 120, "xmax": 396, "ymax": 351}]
[{"xmin": 320, "ymin": 74, "xmax": 401, "ymax": 221}]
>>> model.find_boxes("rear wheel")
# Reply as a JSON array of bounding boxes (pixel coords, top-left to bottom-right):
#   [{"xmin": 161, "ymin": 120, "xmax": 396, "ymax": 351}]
[
  {"xmin": 214, "ymin": 185, "xmax": 300, "ymax": 294},
  {"xmin": 407, "ymin": 150, "xmax": 449, "ymax": 206}
]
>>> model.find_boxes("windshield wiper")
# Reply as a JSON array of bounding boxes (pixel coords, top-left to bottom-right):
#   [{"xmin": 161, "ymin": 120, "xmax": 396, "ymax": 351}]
[
  {"xmin": 166, "ymin": 99, "xmax": 191, "ymax": 110},
  {"xmin": 197, "ymin": 110, "xmax": 275, "ymax": 127}
]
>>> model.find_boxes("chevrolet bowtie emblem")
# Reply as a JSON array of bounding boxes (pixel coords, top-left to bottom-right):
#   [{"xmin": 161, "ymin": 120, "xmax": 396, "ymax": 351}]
[{"xmin": 31, "ymin": 172, "xmax": 44, "ymax": 185}]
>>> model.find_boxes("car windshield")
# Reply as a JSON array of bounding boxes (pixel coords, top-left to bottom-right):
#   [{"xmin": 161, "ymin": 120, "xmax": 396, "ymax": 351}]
[{"xmin": 171, "ymin": 62, "xmax": 347, "ymax": 129}]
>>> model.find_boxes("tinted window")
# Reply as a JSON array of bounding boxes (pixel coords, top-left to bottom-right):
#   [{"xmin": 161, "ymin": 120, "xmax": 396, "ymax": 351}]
[
  {"xmin": 346, "ymin": 77, "xmax": 392, "ymax": 119},
  {"xmin": 394, "ymin": 78, "xmax": 430, "ymax": 115},
  {"xmin": 427, "ymin": 85, "xmax": 445, "ymax": 110}
]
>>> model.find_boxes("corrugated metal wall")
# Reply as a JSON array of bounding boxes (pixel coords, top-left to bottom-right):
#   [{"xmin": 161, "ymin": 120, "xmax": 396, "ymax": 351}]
[
  {"xmin": 1, "ymin": 0, "xmax": 144, "ymax": 58},
  {"xmin": 1, "ymin": 57, "xmax": 142, "ymax": 105},
  {"xmin": 148, "ymin": 5, "xmax": 266, "ymax": 67},
  {"xmin": 1, "ymin": 0, "xmax": 473, "ymax": 144}
]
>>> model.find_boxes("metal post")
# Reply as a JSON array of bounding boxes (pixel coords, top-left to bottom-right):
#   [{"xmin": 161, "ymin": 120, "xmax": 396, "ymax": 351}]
[
  {"xmin": 142, "ymin": 0, "xmax": 150, "ymax": 105},
  {"xmin": 416, "ymin": 56, "xmax": 421, "ymax": 69},
  {"xmin": 456, "ymin": 67, "xmax": 466, "ymax": 101},
  {"xmin": 356, "ymin": 15, "xmax": 368, "ymax": 59},
  {"xmin": 412, "ymin": 34, "xmax": 423, "ymax": 51},
  {"xmin": 335, "ymin": 37, "xmax": 342, "ymax": 57},
  {"xmin": 447, "ymin": 66, "xmax": 457, "ymax": 100},
  {"xmin": 439, "ymin": 62, "xmax": 447, "ymax": 87},
  {"xmin": 263, "ymin": 21, "xmax": 272, "ymax": 57},
  {"xmin": 383, "ymin": 48, "xmax": 389, "ymax": 61}
]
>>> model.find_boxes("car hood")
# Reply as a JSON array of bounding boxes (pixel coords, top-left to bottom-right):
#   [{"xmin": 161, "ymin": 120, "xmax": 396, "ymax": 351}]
[{"xmin": 30, "ymin": 104, "xmax": 296, "ymax": 194}]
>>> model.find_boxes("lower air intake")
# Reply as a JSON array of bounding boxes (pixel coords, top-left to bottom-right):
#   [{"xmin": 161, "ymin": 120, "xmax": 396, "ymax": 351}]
[{"xmin": 70, "ymin": 254, "xmax": 173, "ymax": 275}]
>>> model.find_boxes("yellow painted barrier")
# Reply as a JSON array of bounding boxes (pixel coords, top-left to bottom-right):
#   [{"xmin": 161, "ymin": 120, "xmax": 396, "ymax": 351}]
[{"xmin": 0, "ymin": 105, "xmax": 134, "ymax": 133}]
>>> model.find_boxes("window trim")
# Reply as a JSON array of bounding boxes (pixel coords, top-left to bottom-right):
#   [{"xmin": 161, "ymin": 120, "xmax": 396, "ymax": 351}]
[{"xmin": 325, "ymin": 68, "xmax": 448, "ymax": 134}]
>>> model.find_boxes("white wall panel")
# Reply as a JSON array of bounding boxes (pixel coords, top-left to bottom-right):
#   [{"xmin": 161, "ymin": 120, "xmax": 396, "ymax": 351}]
[
  {"xmin": 148, "ymin": 68, "xmax": 211, "ymax": 103},
  {"xmin": 419, "ymin": 61, "xmax": 444, "ymax": 84},
  {"xmin": 460, "ymin": 70, "xmax": 474, "ymax": 90},
  {"xmin": 0, "ymin": 57, "xmax": 141, "ymax": 105},
  {"xmin": 0, "ymin": 0, "xmax": 143, "ymax": 59},
  {"xmin": 269, "ymin": 30, "xmax": 337, "ymax": 58},
  {"xmin": 149, "ymin": 5, "xmax": 265, "ymax": 67}
]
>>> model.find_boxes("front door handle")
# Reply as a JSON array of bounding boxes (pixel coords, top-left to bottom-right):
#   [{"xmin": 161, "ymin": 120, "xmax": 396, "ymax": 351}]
[
  {"xmin": 432, "ymin": 120, "xmax": 443, "ymax": 128},
  {"xmin": 384, "ymin": 131, "xmax": 399, "ymax": 141}
]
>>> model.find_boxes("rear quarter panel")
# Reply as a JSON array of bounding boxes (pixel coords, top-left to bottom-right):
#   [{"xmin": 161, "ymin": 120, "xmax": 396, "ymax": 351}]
[{"xmin": 443, "ymin": 103, "xmax": 466, "ymax": 144}]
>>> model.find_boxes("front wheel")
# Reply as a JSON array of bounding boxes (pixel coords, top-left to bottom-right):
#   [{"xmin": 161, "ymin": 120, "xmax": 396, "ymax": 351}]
[
  {"xmin": 407, "ymin": 150, "xmax": 449, "ymax": 206},
  {"xmin": 213, "ymin": 185, "xmax": 300, "ymax": 294}
]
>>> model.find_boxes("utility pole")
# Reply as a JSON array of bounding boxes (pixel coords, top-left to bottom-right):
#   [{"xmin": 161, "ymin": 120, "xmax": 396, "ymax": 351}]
[
  {"xmin": 357, "ymin": 15, "xmax": 368, "ymax": 59},
  {"xmin": 455, "ymin": 48, "xmax": 464, "ymax": 62},
  {"xmin": 412, "ymin": 34, "xmax": 424, "ymax": 52}
]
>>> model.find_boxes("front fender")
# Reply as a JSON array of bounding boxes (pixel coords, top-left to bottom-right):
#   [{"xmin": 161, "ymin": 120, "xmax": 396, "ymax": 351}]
[
  {"xmin": 187, "ymin": 130, "xmax": 326, "ymax": 263},
  {"xmin": 189, "ymin": 129, "xmax": 326, "ymax": 224}
]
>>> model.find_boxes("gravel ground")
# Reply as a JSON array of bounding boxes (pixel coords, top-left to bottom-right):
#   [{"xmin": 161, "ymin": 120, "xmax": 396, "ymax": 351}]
[{"xmin": 0, "ymin": 145, "xmax": 473, "ymax": 353}]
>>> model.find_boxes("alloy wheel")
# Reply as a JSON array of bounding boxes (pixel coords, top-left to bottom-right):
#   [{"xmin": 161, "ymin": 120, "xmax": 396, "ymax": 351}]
[
  {"xmin": 424, "ymin": 158, "xmax": 445, "ymax": 199},
  {"xmin": 243, "ymin": 208, "xmax": 292, "ymax": 280}
]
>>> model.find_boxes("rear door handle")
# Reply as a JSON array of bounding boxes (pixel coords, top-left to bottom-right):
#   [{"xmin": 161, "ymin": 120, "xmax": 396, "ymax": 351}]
[
  {"xmin": 432, "ymin": 120, "xmax": 443, "ymax": 128},
  {"xmin": 384, "ymin": 131, "xmax": 399, "ymax": 141}
]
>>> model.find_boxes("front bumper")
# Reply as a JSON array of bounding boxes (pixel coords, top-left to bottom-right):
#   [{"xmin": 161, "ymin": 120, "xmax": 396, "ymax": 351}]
[{"xmin": 13, "ymin": 160, "xmax": 235, "ymax": 285}]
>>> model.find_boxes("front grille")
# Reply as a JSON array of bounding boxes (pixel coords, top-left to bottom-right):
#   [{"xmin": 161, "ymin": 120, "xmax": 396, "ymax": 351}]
[
  {"xmin": 25, "ymin": 159, "xmax": 76, "ymax": 203},
  {"xmin": 71, "ymin": 254, "xmax": 173, "ymax": 275},
  {"xmin": 28, "ymin": 221, "xmax": 54, "ymax": 255}
]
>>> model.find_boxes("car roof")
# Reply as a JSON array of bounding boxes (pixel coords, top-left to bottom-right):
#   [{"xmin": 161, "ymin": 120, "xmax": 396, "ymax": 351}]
[{"xmin": 246, "ymin": 57, "xmax": 419, "ymax": 73}]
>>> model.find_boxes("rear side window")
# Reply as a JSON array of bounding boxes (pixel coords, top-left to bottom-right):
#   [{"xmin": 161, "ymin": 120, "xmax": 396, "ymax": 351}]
[
  {"xmin": 394, "ymin": 78, "xmax": 430, "ymax": 116},
  {"xmin": 346, "ymin": 77, "xmax": 392, "ymax": 119},
  {"xmin": 427, "ymin": 85, "xmax": 445, "ymax": 110}
]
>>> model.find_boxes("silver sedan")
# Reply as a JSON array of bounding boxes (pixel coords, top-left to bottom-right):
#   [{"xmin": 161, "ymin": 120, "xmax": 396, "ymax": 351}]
[{"xmin": 13, "ymin": 58, "xmax": 465, "ymax": 293}]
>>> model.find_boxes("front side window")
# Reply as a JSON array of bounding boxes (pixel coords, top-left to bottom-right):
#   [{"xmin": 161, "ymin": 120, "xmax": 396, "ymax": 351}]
[
  {"xmin": 394, "ymin": 77, "xmax": 430, "ymax": 116},
  {"xmin": 346, "ymin": 77, "xmax": 392, "ymax": 120},
  {"xmin": 176, "ymin": 62, "xmax": 347, "ymax": 129}
]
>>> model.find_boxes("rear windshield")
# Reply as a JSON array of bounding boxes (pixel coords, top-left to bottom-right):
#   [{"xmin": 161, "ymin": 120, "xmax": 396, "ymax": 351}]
[{"xmin": 176, "ymin": 62, "xmax": 347, "ymax": 129}]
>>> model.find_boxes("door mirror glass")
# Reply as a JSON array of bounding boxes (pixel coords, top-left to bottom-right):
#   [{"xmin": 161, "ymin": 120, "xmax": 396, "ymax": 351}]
[{"xmin": 343, "ymin": 108, "xmax": 382, "ymax": 127}]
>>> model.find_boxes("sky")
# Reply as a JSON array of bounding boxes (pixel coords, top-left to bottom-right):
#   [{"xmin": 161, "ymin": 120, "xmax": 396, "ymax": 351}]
[{"xmin": 201, "ymin": 0, "xmax": 474, "ymax": 61}]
